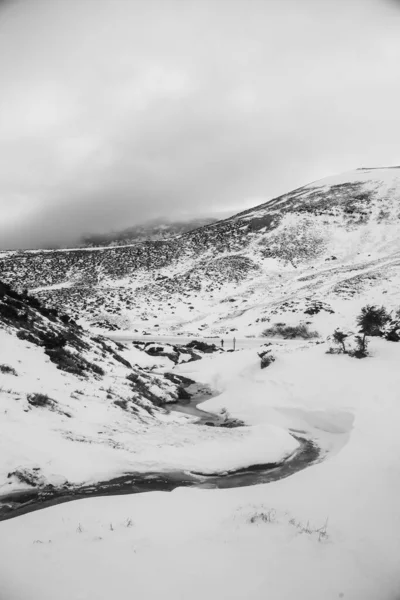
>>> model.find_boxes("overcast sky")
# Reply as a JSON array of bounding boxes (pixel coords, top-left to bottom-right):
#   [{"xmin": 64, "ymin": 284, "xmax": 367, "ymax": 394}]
[{"xmin": 0, "ymin": 0, "xmax": 400, "ymax": 249}]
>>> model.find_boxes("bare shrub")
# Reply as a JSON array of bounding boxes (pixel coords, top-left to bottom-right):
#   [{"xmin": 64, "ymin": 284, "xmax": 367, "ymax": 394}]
[
  {"xmin": 332, "ymin": 330, "xmax": 348, "ymax": 353},
  {"xmin": 288, "ymin": 516, "xmax": 329, "ymax": 542},
  {"xmin": 262, "ymin": 323, "xmax": 319, "ymax": 339},
  {"xmin": 348, "ymin": 335, "xmax": 369, "ymax": 359},
  {"xmin": 258, "ymin": 345, "xmax": 276, "ymax": 369},
  {"xmin": 249, "ymin": 509, "xmax": 276, "ymax": 524}
]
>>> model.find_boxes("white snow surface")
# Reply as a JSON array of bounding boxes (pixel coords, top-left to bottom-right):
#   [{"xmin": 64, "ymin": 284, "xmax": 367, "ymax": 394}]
[
  {"xmin": 1, "ymin": 336, "xmax": 400, "ymax": 599},
  {"xmin": 0, "ymin": 328, "xmax": 297, "ymax": 492}
]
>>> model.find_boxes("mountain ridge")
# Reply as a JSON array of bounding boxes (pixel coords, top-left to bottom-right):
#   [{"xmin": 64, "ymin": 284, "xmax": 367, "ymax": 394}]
[{"xmin": 1, "ymin": 166, "xmax": 400, "ymax": 336}]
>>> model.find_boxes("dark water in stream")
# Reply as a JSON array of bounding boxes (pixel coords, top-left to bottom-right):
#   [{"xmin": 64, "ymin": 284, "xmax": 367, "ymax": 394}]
[{"xmin": 0, "ymin": 395, "xmax": 320, "ymax": 522}]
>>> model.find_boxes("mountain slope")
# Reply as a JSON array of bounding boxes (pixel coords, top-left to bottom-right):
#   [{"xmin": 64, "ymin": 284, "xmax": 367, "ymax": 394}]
[
  {"xmin": 1, "ymin": 167, "xmax": 400, "ymax": 335},
  {"xmin": 80, "ymin": 217, "xmax": 219, "ymax": 247}
]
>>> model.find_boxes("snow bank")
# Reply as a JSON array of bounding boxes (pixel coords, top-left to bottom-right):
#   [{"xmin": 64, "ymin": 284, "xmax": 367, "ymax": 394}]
[{"xmin": 140, "ymin": 424, "xmax": 298, "ymax": 475}]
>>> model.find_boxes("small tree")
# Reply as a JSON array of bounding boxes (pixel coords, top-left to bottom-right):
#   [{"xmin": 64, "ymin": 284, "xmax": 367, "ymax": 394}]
[
  {"xmin": 354, "ymin": 305, "xmax": 390, "ymax": 356},
  {"xmin": 332, "ymin": 329, "xmax": 348, "ymax": 353}
]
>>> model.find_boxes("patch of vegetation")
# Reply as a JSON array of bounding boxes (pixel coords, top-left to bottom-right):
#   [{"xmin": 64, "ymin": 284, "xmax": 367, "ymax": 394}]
[
  {"xmin": 114, "ymin": 399, "xmax": 129, "ymax": 410},
  {"xmin": 329, "ymin": 305, "xmax": 397, "ymax": 358},
  {"xmin": 262, "ymin": 323, "xmax": 319, "ymax": 339},
  {"xmin": 328, "ymin": 329, "xmax": 349, "ymax": 354},
  {"xmin": 248, "ymin": 509, "xmax": 276, "ymax": 524},
  {"xmin": 288, "ymin": 516, "xmax": 329, "ymax": 542},
  {"xmin": 27, "ymin": 392, "xmax": 55, "ymax": 408},
  {"xmin": 0, "ymin": 281, "xmax": 114, "ymax": 379},
  {"xmin": 126, "ymin": 372, "xmax": 139, "ymax": 383},
  {"xmin": 258, "ymin": 345, "xmax": 276, "ymax": 369},
  {"xmin": 44, "ymin": 346, "xmax": 105, "ymax": 377},
  {"xmin": 350, "ymin": 305, "xmax": 391, "ymax": 358},
  {"xmin": 385, "ymin": 319, "xmax": 400, "ymax": 342},
  {"xmin": 304, "ymin": 300, "xmax": 334, "ymax": 315},
  {"xmin": 16, "ymin": 330, "xmax": 41, "ymax": 344},
  {"xmin": 348, "ymin": 335, "xmax": 369, "ymax": 359},
  {"xmin": 7, "ymin": 467, "xmax": 46, "ymax": 488},
  {"xmin": 0, "ymin": 364, "xmax": 18, "ymax": 376}
]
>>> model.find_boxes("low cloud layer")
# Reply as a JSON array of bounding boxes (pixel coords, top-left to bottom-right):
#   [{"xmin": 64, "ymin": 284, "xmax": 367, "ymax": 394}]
[{"xmin": 1, "ymin": 0, "xmax": 400, "ymax": 249}]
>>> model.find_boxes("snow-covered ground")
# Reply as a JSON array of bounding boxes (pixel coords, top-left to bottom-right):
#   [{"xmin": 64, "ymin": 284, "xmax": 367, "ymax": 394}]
[
  {"xmin": 0, "ymin": 329, "xmax": 298, "ymax": 493},
  {"xmin": 1, "ymin": 336, "xmax": 400, "ymax": 599}
]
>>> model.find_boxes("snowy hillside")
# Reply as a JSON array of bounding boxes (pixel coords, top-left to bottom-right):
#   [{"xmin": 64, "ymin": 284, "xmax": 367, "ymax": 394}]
[
  {"xmin": 0, "ymin": 282, "xmax": 301, "ymax": 506},
  {"xmin": 1, "ymin": 167, "xmax": 400, "ymax": 336}
]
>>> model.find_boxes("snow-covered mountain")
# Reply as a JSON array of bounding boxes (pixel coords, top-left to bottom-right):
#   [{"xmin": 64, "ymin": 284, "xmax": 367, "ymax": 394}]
[{"xmin": 1, "ymin": 166, "xmax": 400, "ymax": 336}]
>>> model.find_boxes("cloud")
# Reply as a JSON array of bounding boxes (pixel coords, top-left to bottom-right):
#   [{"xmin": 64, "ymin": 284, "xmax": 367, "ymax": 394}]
[{"xmin": 1, "ymin": 0, "xmax": 400, "ymax": 248}]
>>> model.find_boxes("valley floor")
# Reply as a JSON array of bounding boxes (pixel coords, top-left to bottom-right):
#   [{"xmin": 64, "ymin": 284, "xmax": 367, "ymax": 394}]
[{"xmin": 1, "ymin": 339, "xmax": 400, "ymax": 599}]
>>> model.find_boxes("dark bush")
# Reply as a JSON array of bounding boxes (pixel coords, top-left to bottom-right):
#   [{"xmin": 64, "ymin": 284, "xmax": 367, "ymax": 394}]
[
  {"xmin": 0, "ymin": 303, "xmax": 19, "ymax": 321},
  {"xmin": 16, "ymin": 330, "xmax": 40, "ymax": 345},
  {"xmin": 262, "ymin": 323, "xmax": 319, "ymax": 339},
  {"xmin": 24, "ymin": 295, "xmax": 42, "ymax": 310},
  {"xmin": 90, "ymin": 362, "xmax": 105, "ymax": 376},
  {"xmin": 260, "ymin": 353, "xmax": 276, "ymax": 369},
  {"xmin": 350, "ymin": 305, "xmax": 391, "ymax": 357},
  {"xmin": 0, "ymin": 364, "xmax": 18, "ymax": 376},
  {"xmin": 110, "ymin": 351, "xmax": 131, "ymax": 369},
  {"xmin": 383, "ymin": 312, "xmax": 400, "ymax": 342},
  {"xmin": 385, "ymin": 325, "xmax": 400, "ymax": 342},
  {"xmin": 332, "ymin": 330, "xmax": 348, "ymax": 353},
  {"xmin": 45, "ymin": 346, "xmax": 105, "ymax": 377},
  {"xmin": 45, "ymin": 347, "xmax": 85, "ymax": 376},
  {"xmin": 41, "ymin": 331, "xmax": 67, "ymax": 350},
  {"xmin": 126, "ymin": 372, "xmax": 139, "ymax": 383},
  {"xmin": 304, "ymin": 301, "xmax": 334, "ymax": 316},
  {"xmin": 356, "ymin": 305, "xmax": 390, "ymax": 337},
  {"xmin": 114, "ymin": 399, "xmax": 129, "ymax": 410},
  {"xmin": 27, "ymin": 393, "xmax": 55, "ymax": 407},
  {"xmin": 348, "ymin": 335, "xmax": 369, "ymax": 359}
]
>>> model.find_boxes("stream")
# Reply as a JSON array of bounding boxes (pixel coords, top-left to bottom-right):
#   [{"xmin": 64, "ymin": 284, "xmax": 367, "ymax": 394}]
[{"xmin": 0, "ymin": 391, "xmax": 320, "ymax": 522}]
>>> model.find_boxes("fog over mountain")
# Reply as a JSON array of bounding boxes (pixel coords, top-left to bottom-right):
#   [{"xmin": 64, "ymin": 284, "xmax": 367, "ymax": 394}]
[{"xmin": 1, "ymin": 0, "xmax": 400, "ymax": 249}]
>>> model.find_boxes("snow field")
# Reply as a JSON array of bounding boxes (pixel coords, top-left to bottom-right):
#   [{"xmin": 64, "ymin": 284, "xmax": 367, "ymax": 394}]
[{"xmin": 1, "ymin": 338, "xmax": 400, "ymax": 599}]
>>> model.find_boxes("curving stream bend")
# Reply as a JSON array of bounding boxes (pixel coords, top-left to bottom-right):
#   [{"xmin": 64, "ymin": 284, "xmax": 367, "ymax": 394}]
[{"xmin": 0, "ymin": 393, "xmax": 321, "ymax": 522}]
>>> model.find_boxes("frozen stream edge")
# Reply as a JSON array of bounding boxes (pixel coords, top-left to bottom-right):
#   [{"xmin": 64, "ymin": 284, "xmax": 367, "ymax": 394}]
[{"xmin": 0, "ymin": 392, "xmax": 322, "ymax": 522}]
